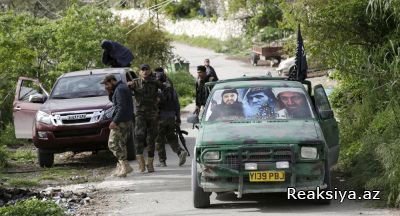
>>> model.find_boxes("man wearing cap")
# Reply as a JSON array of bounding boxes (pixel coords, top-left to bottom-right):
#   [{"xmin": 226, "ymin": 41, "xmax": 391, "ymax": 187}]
[
  {"xmin": 195, "ymin": 65, "xmax": 216, "ymax": 115},
  {"xmin": 128, "ymin": 64, "xmax": 166, "ymax": 173},
  {"xmin": 276, "ymin": 89, "xmax": 311, "ymax": 118},
  {"xmin": 154, "ymin": 67, "xmax": 187, "ymax": 167},
  {"xmin": 204, "ymin": 59, "xmax": 218, "ymax": 81},
  {"xmin": 102, "ymin": 74, "xmax": 134, "ymax": 177},
  {"xmin": 209, "ymin": 89, "xmax": 244, "ymax": 121}
]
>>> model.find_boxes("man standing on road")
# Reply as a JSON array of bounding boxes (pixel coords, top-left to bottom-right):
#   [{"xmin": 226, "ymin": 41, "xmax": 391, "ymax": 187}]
[
  {"xmin": 154, "ymin": 67, "xmax": 188, "ymax": 167},
  {"xmin": 128, "ymin": 64, "xmax": 165, "ymax": 173},
  {"xmin": 102, "ymin": 74, "xmax": 134, "ymax": 178},
  {"xmin": 204, "ymin": 59, "xmax": 218, "ymax": 81},
  {"xmin": 195, "ymin": 65, "xmax": 216, "ymax": 115}
]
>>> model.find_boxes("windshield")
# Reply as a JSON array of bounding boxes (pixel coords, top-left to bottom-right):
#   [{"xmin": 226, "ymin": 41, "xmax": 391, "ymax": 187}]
[
  {"xmin": 205, "ymin": 87, "xmax": 314, "ymax": 122},
  {"xmin": 50, "ymin": 74, "xmax": 122, "ymax": 99}
]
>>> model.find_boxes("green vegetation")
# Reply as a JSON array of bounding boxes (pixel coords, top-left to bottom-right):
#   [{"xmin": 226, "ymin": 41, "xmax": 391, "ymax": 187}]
[
  {"xmin": 7, "ymin": 178, "xmax": 40, "ymax": 187},
  {"xmin": 168, "ymin": 70, "xmax": 195, "ymax": 108},
  {"xmin": 9, "ymin": 149, "xmax": 36, "ymax": 164},
  {"xmin": 164, "ymin": 0, "xmax": 200, "ymax": 20},
  {"xmin": 0, "ymin": 198, "xmax": 64, "ymax": 216},
  {"xmin": 282, "ymin": 0, "xmax": 400, "ymax": 206},
  {"xmin": 171, "ymin": 34, "xmax": 251, "ymax": 56},
  {"xmin": 124, "ymin": 21, "xmax": 172, "ymax": 69}
]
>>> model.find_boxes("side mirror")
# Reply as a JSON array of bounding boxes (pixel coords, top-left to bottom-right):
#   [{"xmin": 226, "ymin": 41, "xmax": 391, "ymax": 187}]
[
  {"xmin": 187, "ymin": 114, "xmax": 199, "ymax": 124},
  {"xmin": 29, "ymin": 93, "xmax": 46, "ymax": 103},
  {"xmin": 319, "ymin": 110, "xmax": 334, "ymax": 120}
]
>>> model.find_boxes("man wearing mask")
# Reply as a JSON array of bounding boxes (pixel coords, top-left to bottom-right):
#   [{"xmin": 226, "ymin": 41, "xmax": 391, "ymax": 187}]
[
  {"xmin": 128, "ymin": 64, "xmax": 166, "ymax": 173},
  {"xmin": 154, "ymin": 67, "xmax": 187, "ymax": 167},
  {"xmin": 101, "ymin": 74, "xmax": 134, "ymax": 177}
]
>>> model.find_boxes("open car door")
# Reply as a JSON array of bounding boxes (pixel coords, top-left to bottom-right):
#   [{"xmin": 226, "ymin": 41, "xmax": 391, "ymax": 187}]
[
  {"xmin": 13, "ymin": 77, "xmax": 49, "ymax": 139},
  {"xmin": 313, "ymin": 84, "xmax": 339, "ymax": 167}
]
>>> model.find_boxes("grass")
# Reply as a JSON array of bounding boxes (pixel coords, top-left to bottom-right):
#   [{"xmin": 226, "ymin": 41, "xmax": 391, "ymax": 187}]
[
  {"xmin": 0, "ymin": 198, "xmax": 65, "ymax": 216},
  {"xmin": 168, "ymin": 70, "xmax": 196, "ymax": 108},
  {"xmin": 7, "ymin": 178, "xmax": 39, "ymax": 187},
  {"xmin": 170, "ymin": 34, "xmax": 251, "ymax": 57},
  {"xmin": 9, "ymin": 149, "xmax": 36, "ymax": 164}
]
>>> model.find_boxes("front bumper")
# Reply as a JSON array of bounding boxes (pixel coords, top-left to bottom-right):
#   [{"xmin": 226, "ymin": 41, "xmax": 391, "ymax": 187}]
[
  {"xmin": 32, "ymin": 120, "xmax": 111, "ymax": 153},
  {"xmin": 197, "ymin": 144, "xmax": 326, "ymax": 195}
]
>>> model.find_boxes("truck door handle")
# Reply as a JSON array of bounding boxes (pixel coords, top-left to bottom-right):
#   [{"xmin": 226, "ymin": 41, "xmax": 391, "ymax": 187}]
[{"xmin": 14, "ymin": 107, "xmax": 21, "ymax": 111}]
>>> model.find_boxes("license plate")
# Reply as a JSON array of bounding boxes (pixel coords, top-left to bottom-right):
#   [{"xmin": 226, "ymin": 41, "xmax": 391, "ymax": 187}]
[
  {"xmin": 249, "ymin": 171, "xmax": 285, "ymax": 182},
  {"xmin": 67, "ymin": 114, "xmax": 86, "ymax": 120}
]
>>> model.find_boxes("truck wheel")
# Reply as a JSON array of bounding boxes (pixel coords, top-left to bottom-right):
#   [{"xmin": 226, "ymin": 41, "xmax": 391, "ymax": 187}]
[
  {"xmin": 192, "ymin": 159, "xmax": 211, "ymax": 208},
  {"xmin": 38, "ymin": 149, "xmax": 54, "ymax": 168},
  {"xmin": 126, "ymin": 130, "xmax": 136, "ymax": 161},
  {"xmin": 315, "ymin": 160, "xmax": 332, "ymax": 205}
]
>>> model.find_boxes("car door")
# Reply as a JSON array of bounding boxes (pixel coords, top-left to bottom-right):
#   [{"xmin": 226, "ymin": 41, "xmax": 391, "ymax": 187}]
[
  {"xmin": 13, "ymin": 77, "xmax": 48, "ymax": 139},
  {"xmin": 313, "ymin": 84, "xmax": 339, "ymax": 167}
]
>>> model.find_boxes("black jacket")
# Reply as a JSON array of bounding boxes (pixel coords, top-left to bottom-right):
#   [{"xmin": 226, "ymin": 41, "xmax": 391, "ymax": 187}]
[
  {"xmin": 208, "ymin": 102, "xmax": 244, "ymax": 121},
  {"xmin": 195, "ymin": 76, "xmax": 215, "ymax": 107},
  {"xmin": 112, "ymin": 81, "xmax": 133, "ymax": 123},
  {"xmin": 102, "ymin": 40, "xmax": 134, "ymax": 67}
]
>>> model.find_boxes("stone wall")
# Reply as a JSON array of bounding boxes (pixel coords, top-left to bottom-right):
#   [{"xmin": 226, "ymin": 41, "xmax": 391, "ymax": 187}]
[{"xmin": 112, "ymin": 8, "xmax": 245, "ymax": 41}]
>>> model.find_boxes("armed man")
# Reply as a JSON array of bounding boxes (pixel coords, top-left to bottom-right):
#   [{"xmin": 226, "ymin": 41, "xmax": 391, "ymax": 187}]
[
  {"xmin": 194, "ymin": 65, "xmax": 217, "ymax": 115},
  {"xmin": 128, "ymin": 64, "xmax": 166, "ymax": 173},
  {"xmin": 154, "ymin": 67, "xmax": 188, "ymax": 167},
  {"xmin": 102, "ymin": 74, "xmax": 134, "ymax": 177}
]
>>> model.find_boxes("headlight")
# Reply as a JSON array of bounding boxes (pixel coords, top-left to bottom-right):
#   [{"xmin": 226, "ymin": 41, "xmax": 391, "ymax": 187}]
[
  {"xmin": 245, "ymin": 163, "xmax": 257, "ymax": 170},
  {"xmin": 102, "ymin": 107, "xmax": 114, "ymax": 120},
  {"xmin": 301, "ymin": 147, "xmax": 318, "ymax": 159},
  {"xmin": 36, "ymin": 111, "xmax": 52, "ymax": 125},
  {"xmin": 203, "ymin": 151, "xmax": 220, "ymax": 160}
]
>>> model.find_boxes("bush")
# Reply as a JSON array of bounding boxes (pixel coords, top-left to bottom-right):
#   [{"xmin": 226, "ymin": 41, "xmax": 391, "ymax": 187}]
[
  {"xmin": 0, "ymin": 198, "xmax": 64, "ymax": 216},
  {"xmin": 165, "ymin": 0, "xmax": 200, "ymax": 19},
  {"xmin": 0, "ymin": 146, "xmax": 7, "ymax": 169},
  {"xmin": 124, "ymin": 21, "xmax": 172, "ymax": 69},
  {"xmin": 168, "ymin": 70, "xmax": 195, "ymax": 108}
]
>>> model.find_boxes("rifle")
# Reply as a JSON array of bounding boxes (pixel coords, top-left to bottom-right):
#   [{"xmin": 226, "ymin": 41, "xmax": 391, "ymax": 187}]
[{"xmin": 175, "ymin": 126, "xmax": 190, "ymax": 156}]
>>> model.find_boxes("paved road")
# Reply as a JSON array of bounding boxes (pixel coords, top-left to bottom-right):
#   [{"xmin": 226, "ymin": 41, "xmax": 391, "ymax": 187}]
[{"xmin": 81, "ymin": 43, "xmax": 395, "ymax": 216}]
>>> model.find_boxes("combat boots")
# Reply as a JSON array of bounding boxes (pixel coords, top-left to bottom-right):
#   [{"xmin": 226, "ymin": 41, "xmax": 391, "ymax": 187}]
[
  {"xmin": 147, "ymin": 157, "xmax": 155, "ymax": 173},
  {"xmin": 136, "ymin": 155, "xmax": 146, "ymax": 173},
  {"xmin": 117, "ymin": 160, "xmax": 133, "ymax": 177},
  {"xmin": 111, "ymin": 161, "xmax": 121, "ymax": 177},
  {"xmin": 178, "ymin": 151, "xmax": 188, "ymax": 166}
]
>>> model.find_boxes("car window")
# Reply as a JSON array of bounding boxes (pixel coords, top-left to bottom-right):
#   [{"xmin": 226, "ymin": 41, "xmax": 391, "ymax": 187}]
[
  {"xmin": 50, "ymin": 74, "xmax": 122, "ymax": 99},
  {"xmin": 19, "ymin": 80, "xmax": 43, "ymax": 101},
  {"xmin": 205, "ymin": 87, "xmax": 314, "ymax": 122}
]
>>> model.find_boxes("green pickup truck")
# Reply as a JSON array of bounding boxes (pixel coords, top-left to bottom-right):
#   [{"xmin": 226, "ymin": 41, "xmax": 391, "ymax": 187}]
[{"xmin": 188, "ymin": 76, "xmax": 339, "ymax": 208}]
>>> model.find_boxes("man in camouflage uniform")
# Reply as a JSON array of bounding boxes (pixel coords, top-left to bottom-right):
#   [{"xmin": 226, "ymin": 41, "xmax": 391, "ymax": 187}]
[
  {"xmin": 102, "ymin": 74, "xmax": 134, "ymax": 177},
  {"xmin": 128, "ymin": 64, "xmax": 166, "ymax": 173},
  {"xmin": 154, "ymin": 67, "xmax": 187, "ymax": 167}
]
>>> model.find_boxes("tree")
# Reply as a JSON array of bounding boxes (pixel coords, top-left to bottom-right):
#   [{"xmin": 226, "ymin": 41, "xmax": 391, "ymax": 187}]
[{"xmin": 281, "ymin": 0, "xmax": 400, "ymax": 206}]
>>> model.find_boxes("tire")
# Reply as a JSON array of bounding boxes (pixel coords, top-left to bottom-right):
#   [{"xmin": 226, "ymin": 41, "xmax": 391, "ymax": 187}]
[
  {"xmin": 38, "ymin": 149, "xmax": 54, "ymax": 168},
  {"xmin": 126, "ymin": 129, "xmax": 136, "ymax": 161},
  {"xmin": 314, "ymin": 160, "xmax": 332, "ymax": 205},
  {"xmin": 192, "ymin": 159, "xmax": 211, "ymax": 208},
  {"xmin": 287, "ymin": 66, "xmax": 296, "ymax": 76}
]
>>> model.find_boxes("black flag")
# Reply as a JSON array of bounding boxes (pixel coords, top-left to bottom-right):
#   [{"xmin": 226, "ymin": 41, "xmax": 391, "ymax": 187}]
[{"xmin": 290, "ymin": 24, "xmax": 308, "ymax": 81}]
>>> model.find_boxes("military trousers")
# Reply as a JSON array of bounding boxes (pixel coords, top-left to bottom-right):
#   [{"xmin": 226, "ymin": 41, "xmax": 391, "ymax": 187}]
[
  {"xmin": 156, "ymin": 117, "xmax": 183, "ymax": 162},
  {"xmin": 135, "ymin": 115, "xmax": 158, "ymax": 158},
  {"xmin": 108, "ymin": 121, "xmax": 132, "ymax": 161}
]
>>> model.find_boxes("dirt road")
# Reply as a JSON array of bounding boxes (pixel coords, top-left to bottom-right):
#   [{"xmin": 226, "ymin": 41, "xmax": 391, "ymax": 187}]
[{"xmin": 78, "ymin": 43, "xmax": 395, "ymax": 216}]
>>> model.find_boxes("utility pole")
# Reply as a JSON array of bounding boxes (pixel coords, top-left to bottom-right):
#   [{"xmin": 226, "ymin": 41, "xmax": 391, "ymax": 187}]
[{"xmin": 155, "ymin": 0, "xmax": 160, "ymax": 29}]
